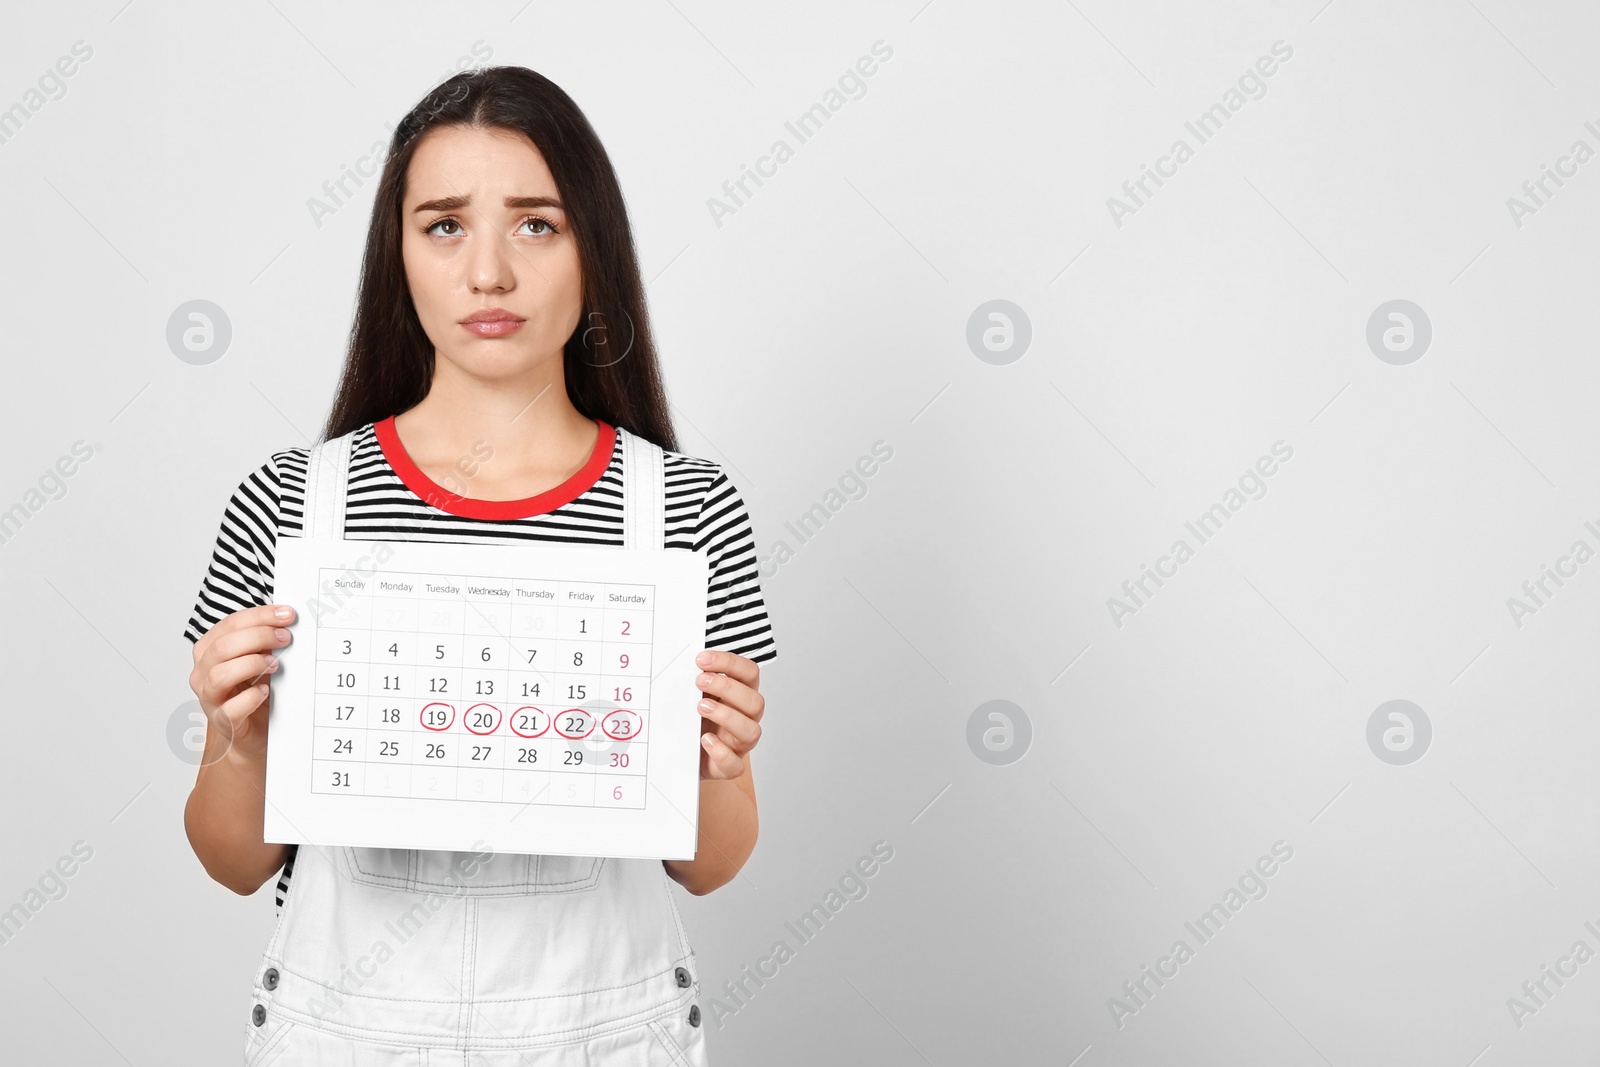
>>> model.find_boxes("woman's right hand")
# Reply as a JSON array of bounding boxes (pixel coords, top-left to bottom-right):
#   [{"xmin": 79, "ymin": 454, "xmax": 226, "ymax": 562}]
[{"xmin": 187, "ymin": 604, "xmax": 295, "ymax": 763}]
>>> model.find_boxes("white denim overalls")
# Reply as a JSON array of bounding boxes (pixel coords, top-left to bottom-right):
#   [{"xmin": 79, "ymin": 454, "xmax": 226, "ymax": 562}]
[{"xmin": 243, "ymin": 426, "xmax": 710, "ymax": 1066}]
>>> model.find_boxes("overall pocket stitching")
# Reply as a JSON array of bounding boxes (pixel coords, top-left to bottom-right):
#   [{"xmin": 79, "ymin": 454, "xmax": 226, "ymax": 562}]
[
  {"xmin": 646, "ymin": 1018, "xmax": 693, "ymax": 1067},
  {"xmin": 341, "ymin": 847, "xmax": 607, "ymax": 895},
  {"xmin": 244, "ymin": 1016, "xmax": 295, "ymax": 1067},
  {"xmin": 341, "ymin": 847, "xmax": 409, "ymax": 888},
  {"xmin": 529, "ymin": 854, "xmax": 606, "ymax": 890}
]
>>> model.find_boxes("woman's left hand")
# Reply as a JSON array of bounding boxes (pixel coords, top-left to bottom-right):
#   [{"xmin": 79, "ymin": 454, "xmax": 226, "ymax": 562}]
[{"xmin": 693, "ymin": 649, "xmax": 764, "ymax": 780}]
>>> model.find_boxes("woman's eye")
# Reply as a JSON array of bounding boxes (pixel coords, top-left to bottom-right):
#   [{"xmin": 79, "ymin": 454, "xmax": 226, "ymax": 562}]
[{"xmin": 425, "ymin": 216, "xmax": 556, "ymax": 238}]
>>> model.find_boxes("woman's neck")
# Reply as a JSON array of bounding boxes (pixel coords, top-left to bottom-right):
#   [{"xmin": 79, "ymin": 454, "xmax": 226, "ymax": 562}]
[{"xmin": 391, "ymin": 365, "xmax": 599, "ymax": 503}]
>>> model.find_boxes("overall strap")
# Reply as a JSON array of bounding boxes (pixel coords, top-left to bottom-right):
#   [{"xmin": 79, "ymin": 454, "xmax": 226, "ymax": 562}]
[
  {"xmin": 620, "ymin": 426, "xmax": 665, "ymax": 552},
  {"xmin": 299, "ymin": 429, "xmax": 356, "ymax": 541}
]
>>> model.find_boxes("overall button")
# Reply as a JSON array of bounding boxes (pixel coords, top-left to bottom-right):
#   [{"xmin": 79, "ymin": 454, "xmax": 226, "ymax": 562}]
[
  {"xmin": 674, "ymin": 966, "xmax": 691, "ymax": 988},
  {"xmin": 252, "ymin": 1004, "xmax": 266, "ymax": 1026},
  {"xmin": 688, "ymin": 1004, "xmax": 701, "ymax": 1027},
  {"xmin": 263, "ymin": 967, "xmax": 280, "ymax": 990}
]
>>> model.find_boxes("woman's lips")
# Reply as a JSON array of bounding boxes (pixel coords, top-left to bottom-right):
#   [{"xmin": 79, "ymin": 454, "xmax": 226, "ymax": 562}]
[
  {"xmin": 461, "ymin": 318, "xmax": 525, "ymax": 337},
  {"xmin": 460, "ymin": 312, "xmax": 525, "ymax": 337}
]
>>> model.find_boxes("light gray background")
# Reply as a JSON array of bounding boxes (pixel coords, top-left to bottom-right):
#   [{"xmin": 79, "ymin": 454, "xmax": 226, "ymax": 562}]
[{"xmin": 2, "ymin": 0, "xmax": 1597, "ymax": 1063}]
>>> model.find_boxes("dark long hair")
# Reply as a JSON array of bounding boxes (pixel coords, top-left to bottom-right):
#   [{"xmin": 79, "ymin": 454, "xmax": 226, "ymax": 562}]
[{"xmin": 320, "ymin": 66, "xmax": 677, "ymax": 452}]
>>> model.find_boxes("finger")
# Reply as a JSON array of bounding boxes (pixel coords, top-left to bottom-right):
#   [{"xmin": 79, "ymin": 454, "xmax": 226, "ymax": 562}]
[
  {"xmin": 195, "ymin": 604, "xmax": 295, "ymax": 662},
  {"xmin": 203, "ymin": 652, "xmax": 281, "ymax": 706},
  {"xmin": 694, "ymin": 649, "xmax": 759, "ymax": 689},
  {"xmin": 696, "ymin": 696, "xmax": 761, "ymax": 750},
  {"xmin": 215, "ymin": 678, "xmax": 272, "ymax": 734},
  {"xmin": 207, "ymin": 622, "xmax": 294, "ymax": 670},
  {"xmin": 699, "ymin": 712, "xmax": 755, "ymax": 758},
  {"xmin": 694, "ymin": 671, "xmax": 765, "ymax": 723},
  {"xmin": 700, "ymin": 732, "xmax": 745, "ymax": 780}
]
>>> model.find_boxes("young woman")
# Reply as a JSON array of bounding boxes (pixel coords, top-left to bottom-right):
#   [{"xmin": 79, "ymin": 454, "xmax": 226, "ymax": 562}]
[{"xmin": 182, "ymin": 66, "xmax": 776, "ymax": 1065}]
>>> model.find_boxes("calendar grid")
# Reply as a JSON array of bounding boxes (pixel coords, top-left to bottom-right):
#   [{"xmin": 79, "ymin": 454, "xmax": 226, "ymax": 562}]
[{"xmin": 310, "ymin": 567, "xmax": 657, "ymax": 813}]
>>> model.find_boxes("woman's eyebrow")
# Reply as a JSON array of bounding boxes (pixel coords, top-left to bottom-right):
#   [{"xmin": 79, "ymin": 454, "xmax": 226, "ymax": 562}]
[{"xmin": 412, "ymin": 194, "xmax": 565, "ymax": 213}]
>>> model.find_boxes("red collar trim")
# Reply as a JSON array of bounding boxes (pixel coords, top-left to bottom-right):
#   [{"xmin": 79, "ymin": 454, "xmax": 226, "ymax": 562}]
[{"xmin": 373, "ymin": 416, "xmax": 616, "ymax": 520}]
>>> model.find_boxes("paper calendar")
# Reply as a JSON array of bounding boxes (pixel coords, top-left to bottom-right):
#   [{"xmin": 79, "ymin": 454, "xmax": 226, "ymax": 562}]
[{"xmin": 262, "ymin": 536, "xmax": 709, "ymax": 860}]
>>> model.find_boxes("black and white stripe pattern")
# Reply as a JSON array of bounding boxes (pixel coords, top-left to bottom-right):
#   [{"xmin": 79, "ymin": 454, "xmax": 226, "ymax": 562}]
[{"xmin": 182, "ymin": 422, "xmax": 777, "ymax": 909}]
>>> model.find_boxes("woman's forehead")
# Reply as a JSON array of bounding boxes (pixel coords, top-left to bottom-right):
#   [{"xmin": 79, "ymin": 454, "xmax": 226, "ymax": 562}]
[{"xmin": 405, "ymin": 126, "xmax": 559, "ymax": 203}]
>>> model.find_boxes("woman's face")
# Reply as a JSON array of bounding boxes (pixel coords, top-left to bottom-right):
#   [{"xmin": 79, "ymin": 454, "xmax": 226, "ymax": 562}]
[{"xmin": 400, "ymin": 124, "xmax": 583, "ymax": 383}]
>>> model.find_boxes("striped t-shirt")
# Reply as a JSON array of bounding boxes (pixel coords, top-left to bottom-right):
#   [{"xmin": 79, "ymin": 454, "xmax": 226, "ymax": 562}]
[{"xmin": 182, "ymin": 416, "xmax": 777, "ymax": 909}]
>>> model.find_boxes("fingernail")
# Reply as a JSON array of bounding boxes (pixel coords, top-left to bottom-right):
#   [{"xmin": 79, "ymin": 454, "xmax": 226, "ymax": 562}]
[
  {"xmin": 274, "ymin": 606, "xmax": 292, "ymax": 620},
  {"xmin": 265, "ymin": 655, "xmax": 279, "ymax": 670},
  {"xmin": 698, "ymin": 699, "xmax": 713, "ymax": 713},
  {"xmin": 274, "ymin": 628, "xmax": 291, "ymax": 643},
  {"xmin": 696, "ymin": 673, "xmax": 712, "ymax": 687},
  {"xmin": 701, "ymin": 734, "xmax": 715, "ymax": 749},
  {"xmin": 695, "ymin": 651, "xmax": 713, "ymax": 666}
]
